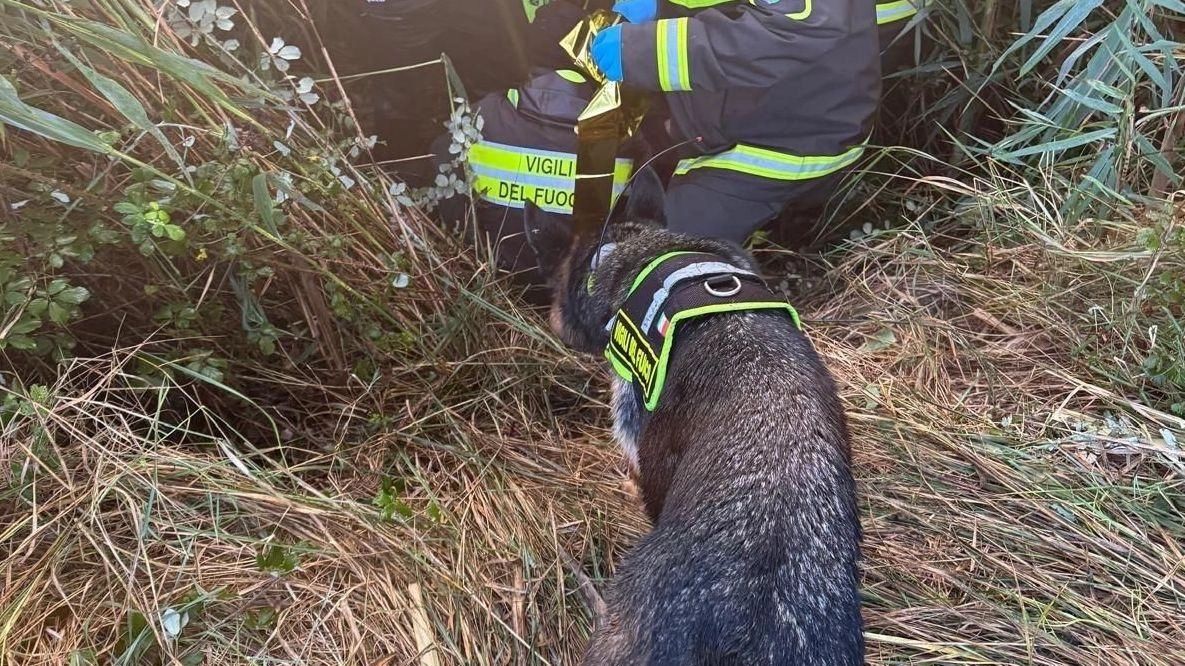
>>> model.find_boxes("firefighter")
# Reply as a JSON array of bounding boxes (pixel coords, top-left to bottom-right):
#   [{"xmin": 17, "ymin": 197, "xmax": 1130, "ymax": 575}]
[
  {"xmin": 433, "ymin": 67, "xmax": 642, "ymax": 297},
  {"xmin": 588, "ymin": 0, "xmax": 928, "ymax": 244}
]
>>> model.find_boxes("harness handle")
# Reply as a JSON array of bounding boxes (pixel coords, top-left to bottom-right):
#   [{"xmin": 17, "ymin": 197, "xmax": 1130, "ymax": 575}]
[{"xmin": 704, "ymin": 274, "xmax": 743, "ymax": 298}]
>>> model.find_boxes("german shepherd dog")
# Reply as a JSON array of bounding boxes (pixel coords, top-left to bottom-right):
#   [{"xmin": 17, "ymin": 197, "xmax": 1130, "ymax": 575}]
[{"xmin": 523, "ymin": 168, "xmax": 863, "ymax": 665}]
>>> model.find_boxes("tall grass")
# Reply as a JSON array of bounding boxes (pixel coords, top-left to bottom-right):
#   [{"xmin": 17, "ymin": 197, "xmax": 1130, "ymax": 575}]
[{"xmin": 2, "ymin": 0, "xmax": 1184, "ymax": 664}]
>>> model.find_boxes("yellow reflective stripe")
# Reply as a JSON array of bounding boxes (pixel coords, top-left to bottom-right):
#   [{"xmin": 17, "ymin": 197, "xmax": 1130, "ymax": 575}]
[
  {"xmin": 877, "ymin": 0, "xmax": 927, "ymax": 25},
  {"xmin": 656, "ymin": 20, "xmax": 671, "ymax": 92},
  {"xmin": 470, "ymin": 142, "xmax": 633, "ymax": 180},
  {"xmin": 468, "ymin": 141, "xmax": 633, "ymax": 213},
  {"xmin": 785, "ymin": 0, "xmax": 811, "ymax": 20},
  {"xmin": 656, "ymin": 19, "xmax": 691, "ymax": 92},
  {"xmin": 673, "ymin": 143, "xmax": 864, "ymax": 181},
  {"xmin": 506, "ymin": 89, "xmax": 519, "ymax": 107}
]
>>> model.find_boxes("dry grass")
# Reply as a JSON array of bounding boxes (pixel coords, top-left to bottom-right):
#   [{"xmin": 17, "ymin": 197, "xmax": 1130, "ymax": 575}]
[
  {"xmin": 4, "ymin": 177, "xmax": 1184, "ymax": 665},
  {"xmin": 3, "ymin": 0, "xmax": 1185, "ymax": 664}
]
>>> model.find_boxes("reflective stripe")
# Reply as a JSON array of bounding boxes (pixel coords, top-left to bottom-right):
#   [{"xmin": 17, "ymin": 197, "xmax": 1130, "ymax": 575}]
[
  {"xmin": 678, "ymin": 0, "xmax": 912, "ymax": 24},
  {"xmin": 468, "ymin": 141, "xmax": 633, "ymax": 214},
  {"xmin": 674, "ymin": 143, "xmax": 864, "ymax": 181},
  {"xmin": 877, "ymin": 0, "xmax": 927, "ymax": 25},
  {"xmin": 785, "ymin": 0, "xmax": 811, "ymax": 20},
  {"xmin": 640, "ymin": 262, "xmax": 756, "ymax": 332},
  {"xmin": 506, "ymin": 89, "xmax": 519, "ymax": 107},
  {"xmin": 655, "ymin": 19, "xmax": 691, "ymax": 92}
]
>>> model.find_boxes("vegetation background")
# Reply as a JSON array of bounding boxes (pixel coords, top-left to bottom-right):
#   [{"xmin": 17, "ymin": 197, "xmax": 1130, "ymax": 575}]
[{"xmin": 1, "ymin": 0, "xmax": 1183, "ymax": 664}]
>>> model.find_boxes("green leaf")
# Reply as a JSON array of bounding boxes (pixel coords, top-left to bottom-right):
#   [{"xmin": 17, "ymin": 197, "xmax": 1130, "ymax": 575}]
[
  {"xmin": 427, "ymin": 501, "xmax": 443, "ymax": 523},
  {"xmin": 113, "ymin": 202, "xmax": 140, "ymax": 215},
  {"xmin": 862, "ymin": 328, "xmax": 897, "ymax": 352},
  {"xmin": 48, "ymin": 301, "xmax": 71, "ymax": 327},
  {"xmin": 198, "ymin": 364, "xmax": 224, "ymax": 383},
  {"xmin": 0, "ymin": 75, "xmax": 112, "ymax": 154},
  {"xmin": 10, "ymin": 318, "xmax": 42, "ymax": 336},
  {"xmin": 5, "ymin": 335, "xmax": 37, "ymax": 351},
  {"xmin": 165, "ymin": 224, "xmax": 186, "ymax": 241},
  {"xmin": 57, "ymin": 286, "xmax": 91, "ymax": 306},
  {"xmin": 244, "ymin": 607, "xmax": 277, "ymax": 630},
  {"xmin": 252, "ymin": 173, "xmax": 277, "ymax": 234},
  {"xmin": 255, "ymin": 544, "xmax": 299, "ymax": 574},
  {"xmin": 392, "ymin": 499, "xmax": 414, "ymax": 520}
]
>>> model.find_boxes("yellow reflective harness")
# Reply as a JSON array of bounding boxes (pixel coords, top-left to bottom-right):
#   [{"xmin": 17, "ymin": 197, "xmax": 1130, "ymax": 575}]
[{"xmin": 605, "ymin": 251, "xmax": 801, "ymax": 411}]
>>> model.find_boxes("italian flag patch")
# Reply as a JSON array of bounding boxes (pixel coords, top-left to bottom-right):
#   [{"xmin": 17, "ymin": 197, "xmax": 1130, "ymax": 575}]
[{"xmin": 657, "ymin": 313, "xmax": 671, "ymax": 338}]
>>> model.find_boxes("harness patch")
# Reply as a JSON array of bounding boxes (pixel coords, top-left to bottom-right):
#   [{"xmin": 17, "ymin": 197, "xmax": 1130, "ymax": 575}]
[
  {"xmin": 604, "ymin": 252, "xmax": 801, "ymax": 411},
  {"xmin": 608, "ymin": 312, "xmax": 659, "ymax": 397}
]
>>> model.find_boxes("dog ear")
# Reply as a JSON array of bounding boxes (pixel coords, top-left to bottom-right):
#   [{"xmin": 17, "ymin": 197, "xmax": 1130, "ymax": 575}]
[
  {"xmin": 620, "ymin": 166, "xmax": 666, "ymax": 226},
  {"xmin": 523, "ymin": 201, "xmax": 574, "ymax": 277}
]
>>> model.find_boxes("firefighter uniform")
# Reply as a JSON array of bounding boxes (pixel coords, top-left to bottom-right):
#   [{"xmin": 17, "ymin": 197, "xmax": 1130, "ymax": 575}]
[
  {"xmin": 606, "ymin": 0, "xmax": 927, "ymax": 243},
  {"xmin": 435, "ymin": 68, "xmax": 639, "ymax": 289}
]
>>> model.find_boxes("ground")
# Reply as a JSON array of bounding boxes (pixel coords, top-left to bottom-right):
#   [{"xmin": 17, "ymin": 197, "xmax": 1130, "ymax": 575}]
[{"xmin": 5, "ymin": 197, "xmax": 1184, "ymax": 664}]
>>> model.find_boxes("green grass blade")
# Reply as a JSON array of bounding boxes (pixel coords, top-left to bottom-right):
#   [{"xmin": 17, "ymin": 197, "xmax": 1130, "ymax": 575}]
[
  {"xmin": 991, "ymin": 127, "xmax": 1117, "ymax": 161},
  {"xmin": 1018, "ymin": 0, "xmax": 1105, "ymax": 76},
  {"xmin": 252, "ymin": 173, "xmax": 279, "ymax": 235},
  {"xmin": 49, "ymin": 37, "xmax": 188, "ymax": 172},
  {"xmin": 0, "ymin": 74, "xmax": 113, "ymax": 153}
]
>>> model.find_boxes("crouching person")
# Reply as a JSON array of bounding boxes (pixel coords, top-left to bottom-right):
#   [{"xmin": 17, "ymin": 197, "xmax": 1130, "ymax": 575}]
[
  {"xmin": 590, "ymin": 0, "xmax": 930, "ymax": 245},
  {"xmin": 434, "ymin": 68, "xmax": 643, "ymax": 301}
]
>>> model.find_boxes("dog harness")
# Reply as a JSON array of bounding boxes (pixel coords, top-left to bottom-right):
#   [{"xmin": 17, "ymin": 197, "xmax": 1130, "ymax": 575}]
[{"xmin": 603, "ymin": 251, "xmax": 801, "ymax": 411}]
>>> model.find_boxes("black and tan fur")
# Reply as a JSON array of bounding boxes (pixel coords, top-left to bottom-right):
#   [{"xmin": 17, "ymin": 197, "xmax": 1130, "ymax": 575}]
[{"xmin": 524, "ymin": 168, "xmax": 863, "ymax": 666}]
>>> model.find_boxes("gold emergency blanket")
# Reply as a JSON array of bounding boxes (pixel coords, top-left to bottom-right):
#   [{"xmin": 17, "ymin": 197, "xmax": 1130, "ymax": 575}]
[{"xmin": 560, "ymin": 9, "xmax": 649, "ymax": 235}]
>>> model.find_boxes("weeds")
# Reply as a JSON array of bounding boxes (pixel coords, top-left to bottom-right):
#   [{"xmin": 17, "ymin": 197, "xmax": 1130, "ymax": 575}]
[{"xmin": 2, "ymin": 0, "xmax": 1184, "ymax": 664}]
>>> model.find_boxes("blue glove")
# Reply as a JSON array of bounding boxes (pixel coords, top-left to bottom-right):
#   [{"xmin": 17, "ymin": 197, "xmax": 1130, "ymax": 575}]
[
  {"xmin": 591, "ymin": 25, "xmax": 624, "ymax": 82},
  {"xmin": 612, "ymin": 0, "xmax": 658, "ymax": 23}
]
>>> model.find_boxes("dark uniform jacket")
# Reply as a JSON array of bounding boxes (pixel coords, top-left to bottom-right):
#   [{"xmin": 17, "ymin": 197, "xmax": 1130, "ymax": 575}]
[{"xmin": 618, "ymin": 0, "xmax": 882, "ymax": 169}]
